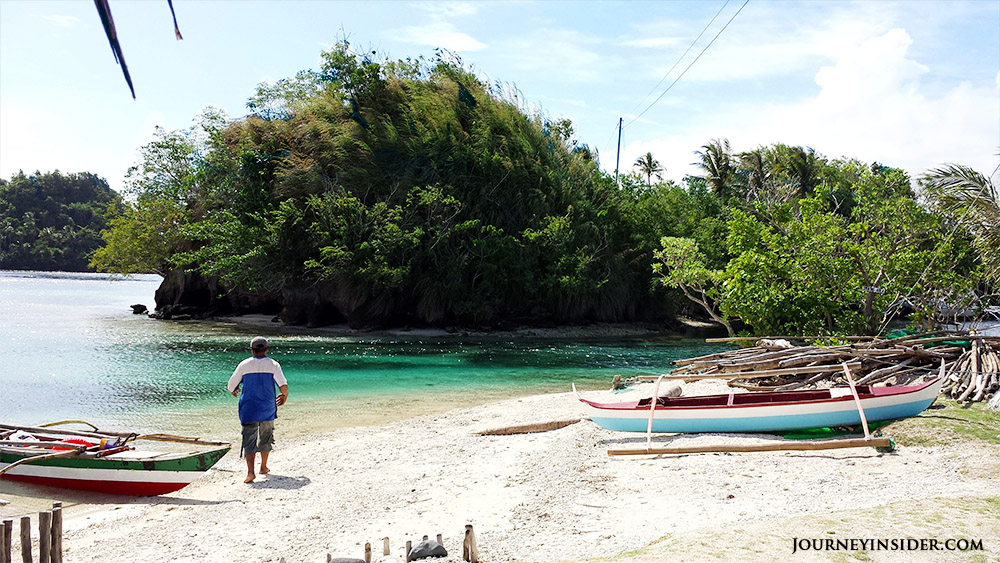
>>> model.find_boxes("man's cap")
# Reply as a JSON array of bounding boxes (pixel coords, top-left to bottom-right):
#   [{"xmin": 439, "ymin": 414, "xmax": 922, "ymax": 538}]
[{"xmin": 250, "ymin": 336, "xmax": 269, "ymax": 350}]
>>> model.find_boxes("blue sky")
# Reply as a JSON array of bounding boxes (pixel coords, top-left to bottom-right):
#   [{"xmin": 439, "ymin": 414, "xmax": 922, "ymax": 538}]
[{"xmin": 1, "ymin": 0, "xmax": 997, "ymax": 192}]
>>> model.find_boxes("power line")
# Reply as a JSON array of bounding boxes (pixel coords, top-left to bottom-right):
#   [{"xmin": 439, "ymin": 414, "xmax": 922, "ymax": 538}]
[
  {"xmin": 625, "ymin": 0, "xmax": 750, "ymax": 128},
  {"xmin": 626, "ymin": 0, "xmax": 731, "ymax": 117}
]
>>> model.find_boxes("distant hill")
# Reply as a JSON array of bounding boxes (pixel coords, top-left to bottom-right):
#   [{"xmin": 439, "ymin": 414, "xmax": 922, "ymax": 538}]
[{"xmin": 0, "ymin": 170, "xmax": 121, "ymax": 271}]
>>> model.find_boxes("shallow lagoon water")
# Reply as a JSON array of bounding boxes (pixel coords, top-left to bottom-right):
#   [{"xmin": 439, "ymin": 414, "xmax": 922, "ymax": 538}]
[{"xmin": 0, "ymin": 271, "xmax": 729, "ymax": 440}]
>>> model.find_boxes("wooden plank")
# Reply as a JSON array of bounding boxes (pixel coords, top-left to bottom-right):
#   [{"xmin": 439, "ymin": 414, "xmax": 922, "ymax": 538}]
[
  {"xmin": 607, "ymin": 437, "xmax": 891, "ymax": 456},
  {"xmin": 477, "ymin": 419, "xmax": 582, "ymax": 436}
]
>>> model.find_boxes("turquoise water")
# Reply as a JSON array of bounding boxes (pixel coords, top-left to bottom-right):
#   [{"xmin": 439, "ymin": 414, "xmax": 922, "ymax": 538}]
[{"xmin": 0, "ymin": 271, "xmax": 730, "ymax": 438}]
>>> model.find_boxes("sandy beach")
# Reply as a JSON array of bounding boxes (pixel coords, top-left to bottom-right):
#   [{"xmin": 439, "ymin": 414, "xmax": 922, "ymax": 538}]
[{"xmin": 5, "ymin": 380, "xmax": 999, "ymax": 562}]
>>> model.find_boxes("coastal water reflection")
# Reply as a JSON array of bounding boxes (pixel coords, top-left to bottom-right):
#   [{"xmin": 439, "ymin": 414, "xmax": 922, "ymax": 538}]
[{"xmin": 1, "ymin": 271, "xmax": 730, "ymax": 440}]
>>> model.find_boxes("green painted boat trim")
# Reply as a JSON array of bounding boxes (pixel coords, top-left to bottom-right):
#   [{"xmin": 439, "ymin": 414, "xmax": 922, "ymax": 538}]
[{"xmin": 1, "ymin": 446, "xmax": 230, "ymax": 472}]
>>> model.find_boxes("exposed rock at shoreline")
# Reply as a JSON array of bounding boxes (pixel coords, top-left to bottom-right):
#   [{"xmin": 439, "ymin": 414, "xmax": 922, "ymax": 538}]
[{"xmin": 151, "ymin": 268, "xmax": 728, "ymax": 337}]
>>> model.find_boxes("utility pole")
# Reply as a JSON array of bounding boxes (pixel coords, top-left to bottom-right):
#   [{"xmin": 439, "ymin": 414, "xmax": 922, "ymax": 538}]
[{"xmin": 614, "ymin": 117, "xmax": 623, "ymax": 186}]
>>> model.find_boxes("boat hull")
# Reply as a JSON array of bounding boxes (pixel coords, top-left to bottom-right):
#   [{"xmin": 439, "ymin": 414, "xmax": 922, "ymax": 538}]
[
  {"xmin": 0, "ymin": 447, "xmax": 230, "ymax": 496},
  {"xmin": 579, "ymin": 378, "xmax": 942, "ymax": 433}
]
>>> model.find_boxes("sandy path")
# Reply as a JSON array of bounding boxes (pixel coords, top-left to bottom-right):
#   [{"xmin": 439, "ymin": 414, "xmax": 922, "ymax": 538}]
[{"xmin": 7, "ymin": 382, "xmax": 999, "ymax": 562}]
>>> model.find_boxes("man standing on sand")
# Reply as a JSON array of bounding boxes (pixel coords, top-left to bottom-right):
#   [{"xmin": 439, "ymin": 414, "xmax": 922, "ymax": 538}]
[{"xmin": 227, "ymin": 336, "xmax": 289, "ymax": 483}]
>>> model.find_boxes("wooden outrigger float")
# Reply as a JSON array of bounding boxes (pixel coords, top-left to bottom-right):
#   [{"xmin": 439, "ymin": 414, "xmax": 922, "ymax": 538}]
[{"xmin": 0, "ymin": 422, "xmax": 230, "ymax": 496}]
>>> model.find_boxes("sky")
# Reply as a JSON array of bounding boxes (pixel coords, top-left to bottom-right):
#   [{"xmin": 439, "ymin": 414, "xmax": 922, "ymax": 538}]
[{"xmin": 1, "ymin": 0, "xmax": 998, "ymax": 193}]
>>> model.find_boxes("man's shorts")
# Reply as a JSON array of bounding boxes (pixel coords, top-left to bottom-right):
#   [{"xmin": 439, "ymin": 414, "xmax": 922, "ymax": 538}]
[{"xmin": 241, "ymin": 420, "xmax": 275, "ymax": 455}]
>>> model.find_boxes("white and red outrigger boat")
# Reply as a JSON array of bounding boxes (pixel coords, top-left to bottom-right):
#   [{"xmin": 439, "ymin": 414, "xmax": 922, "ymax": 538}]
[
  {"xmin": 0, "ymin": 422, "xmax": 230, "ymax": 496},
  {"xmin": 575, "ymin": 377, "xmax": 943, "ymax": 434}
]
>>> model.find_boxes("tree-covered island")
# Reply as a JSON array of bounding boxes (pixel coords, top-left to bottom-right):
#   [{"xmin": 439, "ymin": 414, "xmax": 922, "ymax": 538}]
[
  {"xmin": 0, "ymin": 170, "xmax": 121, "ymax": 271},
  {"xmin": 7, "ymin": 42, "xmax": 993, "ymax": 335}
]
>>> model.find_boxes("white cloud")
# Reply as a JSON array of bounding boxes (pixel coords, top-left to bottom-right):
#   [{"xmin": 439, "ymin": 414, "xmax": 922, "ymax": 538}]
[
  {"xmin": 413, "ymin": 1, "xmax": 479, "ymax": 19},
  {"xmin": 617, "ymin": 27, "xmax": 999, "ymax": 183},
  {"xmin": 42, "ymin": 15, "xmax": 80, "ymax": 28},
  {"xmin": 502, "ymin": 28, "xmax": 604, "ymax": 83},
  {"xmin": 624, "ymin": 2, "xmax": 901, "ymax": 84},
  {"xmin": 621, "ymin": 37, "xmax": 682, "ymax": 49},
  {"xmin": 397, "ymin": 21, "xmax": 485, "ymax": 52}
]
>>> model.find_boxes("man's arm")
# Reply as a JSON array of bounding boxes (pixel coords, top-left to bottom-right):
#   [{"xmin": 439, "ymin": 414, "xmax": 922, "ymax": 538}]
[
  {"xmin": 227, "ymin": 365, "xmax": 244, "ymax": 397},
  {"xmin": 275, "ymin": 384, "xmax": 289, "ymax": 406}
]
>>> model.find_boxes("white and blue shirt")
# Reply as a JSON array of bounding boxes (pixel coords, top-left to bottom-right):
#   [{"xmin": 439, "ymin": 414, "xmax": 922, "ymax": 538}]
[{"xmin": 227, "ymin": 356, "xmax": 287, "ymax": 424}]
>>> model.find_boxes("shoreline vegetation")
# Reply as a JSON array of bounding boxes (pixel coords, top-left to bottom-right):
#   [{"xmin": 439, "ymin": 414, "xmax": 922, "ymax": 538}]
[
  {"xmin": 72, "ymin": 41, "xmax": 993, "ymax": 337},
  {"xmin": 3, "ymin": 383, "xmax": 997, "ymax": 562}
]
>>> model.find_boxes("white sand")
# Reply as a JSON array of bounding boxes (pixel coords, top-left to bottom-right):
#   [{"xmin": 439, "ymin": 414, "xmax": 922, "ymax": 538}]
[{"xmin": 9, "ymin": 381, "xmax": 999, "ymax": 562}]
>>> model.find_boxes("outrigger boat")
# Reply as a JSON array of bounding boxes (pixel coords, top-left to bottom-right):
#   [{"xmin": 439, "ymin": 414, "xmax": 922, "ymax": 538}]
[
  {"xmin": 574, "ymin": 377, "xmax": 943, "ymax": 434},
  {"xmin": 0, "ymin": 422, "xmax": 230, "ymax": 496}
]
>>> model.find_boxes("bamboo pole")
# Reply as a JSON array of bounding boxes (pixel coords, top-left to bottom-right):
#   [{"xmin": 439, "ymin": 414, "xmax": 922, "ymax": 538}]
[
  {"xmin": 0, "ymin": 425, "xmax": 229, "ymax": 447},
  {"xmin": 0, "ymin": 447, "xmax": 92, "ymax": 478},
  {"xmin": 607, "ymin": 437, "xmax": 891, "ymax": 456},
  {"xmin": 841, "ymin": 363, "xmax": 871, "ymax": 439},
  {"xmin": 383, "ymin": 537, "xmax": 390, "ymax": 555},
  {"xmin": 647, "ymin": 375, "xmax": 664, "ymax": 449},
  {"xmin": 636, "ymin": 362, "xmax": 860, "ymax": 380},
  {"xmin": 0, "ymin": 425, "xmax": 118, "ymax": 441}
]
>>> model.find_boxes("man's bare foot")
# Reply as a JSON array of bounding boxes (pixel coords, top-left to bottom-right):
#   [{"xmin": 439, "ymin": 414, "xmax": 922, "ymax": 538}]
[
  {"xmin": 259, "ymin": 467, "xmax": 270, "ymax": 475},
  {"xmin": 244, "ymin": 474, "xmax": 255, "ymax": 483}
]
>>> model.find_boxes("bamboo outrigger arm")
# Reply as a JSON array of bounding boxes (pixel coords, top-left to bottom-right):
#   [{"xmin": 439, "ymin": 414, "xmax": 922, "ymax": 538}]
[
  {"xmin": 0, "ymin": 445, "xmax": 98, "ymax": 477},
  {"xmin": 0, "ymin": 423, "xmax": 230, "ymax": 448}
]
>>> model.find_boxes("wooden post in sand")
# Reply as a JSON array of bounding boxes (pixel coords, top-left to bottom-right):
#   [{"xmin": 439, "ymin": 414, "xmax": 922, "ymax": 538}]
[
  {"xmin": 37, "ymin": 513, "xmax": 50, "ymax": 563},
  {"xmin": 405, "ymin": 540, "xmax": 411, "ymax": 562},
  {"xmin": 463, "ymin": 525, "xmax": 479, "ymax": 563},
  {"xmin": 383, "ymin": 537, "xmax": 389, "ymax": 555},
  {"xmin": 50, "ymin": 503, "xmax": 62, "ymax": 563},
  {"xmin": 1, "ymin": 518, "xmax": 12, "ymax": 563},
  {"xmin": 19, "ymin": 516, "xmax": 30, "ymax": 563},
  {"xmin": 364, "ymin": 542, "xmax": 371, "ymax": 563},
  {"xmin": 1, "ymin": 518, "xmax": 11, "ymax": 563},
  {"xmin": 436, "ymin": 534, "xmax": 443, "ymax": 545}
]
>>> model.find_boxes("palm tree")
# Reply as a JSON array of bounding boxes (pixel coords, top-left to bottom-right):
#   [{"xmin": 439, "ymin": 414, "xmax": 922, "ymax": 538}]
[
  {"xmin": 738, "ymin": 148, "xmax": 772, "ymax": 202},
  {"xmin": 634, "ymin": 152, "xmax": 663, "ymax": 187},
  {"xmin": 780, "ymin": 146, "xmax": 820, "ymax": 198},
  {"xmin": 694, "ymin": 138, "xmax": 735, "ymax": 198},
  {"xmin": 920, "ymin": 163, "xmax": 1000, "ymax": 283}
]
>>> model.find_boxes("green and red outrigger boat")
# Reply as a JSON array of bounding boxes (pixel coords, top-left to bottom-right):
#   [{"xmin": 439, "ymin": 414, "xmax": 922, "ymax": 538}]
[{"xmin": 0, "ymin": 422, "xmax": 230, "ymax": 496}]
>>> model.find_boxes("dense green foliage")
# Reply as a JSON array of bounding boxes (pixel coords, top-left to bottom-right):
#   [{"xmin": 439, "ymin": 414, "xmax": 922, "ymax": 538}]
[
  {"xmin": 93, "ymin": 45, "xmax": 675, "ymax": 326},
  {"xmin": 90, "ymin": 41, "xmax": 992, "ymax": 333},
  {"xmin": 658, "ymin": 143, "xmax": 987, "ymax": 336},
  {"xmin": 1, "ymin": 170, "xmax": 120, "ymax": 271}
]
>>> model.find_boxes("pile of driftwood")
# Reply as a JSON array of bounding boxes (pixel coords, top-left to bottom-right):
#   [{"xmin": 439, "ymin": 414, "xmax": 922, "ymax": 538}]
[
  {"xmin": 943, "ymin": 338, "xmax": 1000, "ymax": 403},
  {"xmin": 657, "ymin": 332, "xmax": 1000, "ymax": 405}
]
